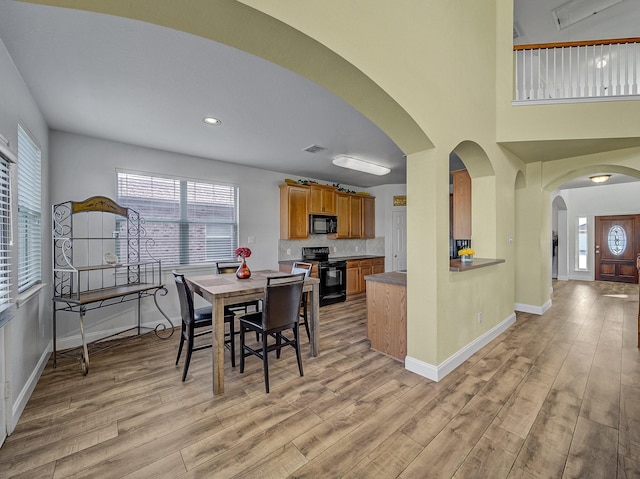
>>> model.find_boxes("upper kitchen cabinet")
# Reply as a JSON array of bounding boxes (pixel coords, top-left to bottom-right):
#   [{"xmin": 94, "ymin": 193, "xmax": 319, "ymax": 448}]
[
  {"xmin": 349, "ymin": 195, "xmax": 363, "ymax": 238},
  {"xmin": 335, "ymin": 192, "xmax": 374, "ymax": 239},
  {"xmin": 451, "ymin": 169, "xmax": 471, "ymax": 239},
  {"xmin": 362, "ymin": 196, "xmax": 375, "ymax": 239},
  {"xmin": 309, "ymin": 184, "xmax": 336, "ymax": 215},
  {"xmin": 335, "ymin": 192, "xmax": 351, "ymax": 238},
  {"xmin": 279, "ymin": 184, "xmax": 310, "ymax": 239}
]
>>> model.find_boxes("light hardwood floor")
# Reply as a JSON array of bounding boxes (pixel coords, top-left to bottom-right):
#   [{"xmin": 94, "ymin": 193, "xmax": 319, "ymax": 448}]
[{"xmin": 1, "ymin": 280, "xmax": 639, "ymax": 478}]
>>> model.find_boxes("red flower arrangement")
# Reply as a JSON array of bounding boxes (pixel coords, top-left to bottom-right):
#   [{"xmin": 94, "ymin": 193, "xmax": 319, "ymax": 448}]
[{"xmin": 234, "ymin": 247, "xmax": 252, "ymax": 259}]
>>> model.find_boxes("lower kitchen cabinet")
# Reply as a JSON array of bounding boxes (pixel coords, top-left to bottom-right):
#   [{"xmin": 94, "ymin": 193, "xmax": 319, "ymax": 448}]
[
  {"xmin": 346, "ymin": 261, "xmax": 359, "ymax": 295},
  {"xmin": 346, "ymin": 257, "xmax": 384, "ymax": 296}
]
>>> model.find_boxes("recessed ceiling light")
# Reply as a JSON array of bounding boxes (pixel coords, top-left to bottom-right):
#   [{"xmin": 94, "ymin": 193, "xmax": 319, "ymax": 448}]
[
  {"xmin": 332, "ymin": 155, "xmax": 390, "ymax": 176},
  {"xmin": 590, "ymin": 174, "xmax": 611, "ymax": 183},
  {"xmin": 203, "ymin": 117, "xmax": 221, "ymax": 125}
]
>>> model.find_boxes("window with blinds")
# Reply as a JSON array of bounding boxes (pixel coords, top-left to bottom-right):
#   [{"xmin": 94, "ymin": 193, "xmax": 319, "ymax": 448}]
[
  {"xmin": 116, "ymin": 171, "xmax": 239, "ymax": 266},
  {"xmin": 17, "ymin": 125, "xmax": 42, "ymax": 293},
  {"xmin": 0, "ymin": 152, "xmax": 12, "ymax": 327}
]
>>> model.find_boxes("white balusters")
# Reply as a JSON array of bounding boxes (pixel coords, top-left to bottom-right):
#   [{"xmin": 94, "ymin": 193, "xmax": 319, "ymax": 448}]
[{"xmin": 514, "ymin": 39, "xmax": 640, "ymax": 101}]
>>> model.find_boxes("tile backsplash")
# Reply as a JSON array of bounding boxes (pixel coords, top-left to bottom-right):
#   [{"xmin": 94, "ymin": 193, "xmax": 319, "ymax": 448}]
[{"xmin": 279, "ymin": 237, "xmax": 384, "ymax": 260}]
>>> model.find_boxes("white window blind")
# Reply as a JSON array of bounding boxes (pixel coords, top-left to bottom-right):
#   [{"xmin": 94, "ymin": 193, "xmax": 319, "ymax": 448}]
[
  {"xmin": 17, "ymin": 125, "xmax": 41, "ymax": 293},
  {"xmin": 0, "ymin": 153, "xmax": 12, "ymax": 327},
  {"xmin": 116, "ymin": 171, "xmax": 238, "ymax": 266}
]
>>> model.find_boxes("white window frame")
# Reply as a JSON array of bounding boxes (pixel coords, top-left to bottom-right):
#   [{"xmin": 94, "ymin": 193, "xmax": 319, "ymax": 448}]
[
  {"xmin": 17, "ymin": 125, "xmax": 41, "ymax": 293},
  {"xmin": 116, "ymin": 170, "xmax": 239, "ymax": 267}
]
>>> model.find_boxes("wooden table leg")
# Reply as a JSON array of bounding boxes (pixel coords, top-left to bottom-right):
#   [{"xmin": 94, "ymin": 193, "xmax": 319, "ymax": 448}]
[
  {"xmin": 309, "ymin": 284, "xmax": 320, "ymax": 357},
  {"xmin": 213, "ymin": 298, "xmax": 226, "ymax": 395}
]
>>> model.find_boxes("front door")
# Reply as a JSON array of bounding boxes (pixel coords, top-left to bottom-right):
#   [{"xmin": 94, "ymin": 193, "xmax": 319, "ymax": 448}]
[{"xmin": 595, "ymin": 215, "xmax": 640, "ymax": 283}]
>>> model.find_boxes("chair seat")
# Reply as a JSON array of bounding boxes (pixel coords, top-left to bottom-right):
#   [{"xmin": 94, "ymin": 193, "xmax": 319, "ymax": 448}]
[
  {"xmin": 238, "ymin": 311, "xmax": 262, "ymax": 328},
  {"xmin": 194, "ymin": 306, "xmax": 213, "ymax": 322}
]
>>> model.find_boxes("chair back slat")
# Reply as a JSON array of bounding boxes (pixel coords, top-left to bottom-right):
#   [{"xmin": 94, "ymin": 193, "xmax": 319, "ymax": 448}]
[
  {"xmin": 216, "ymin": 262, "xmax": 241, "ymax": 274},
  {"xmin": 291, "ymin": 261, "xmax": 313, "ymax": 278},
  {"xmin": 173, "ymin": 271, "xmax": 195, "ymax": 326},
  {"xmin": 262, "ymin": 273, "xmax": 305, "ymax": 330}
]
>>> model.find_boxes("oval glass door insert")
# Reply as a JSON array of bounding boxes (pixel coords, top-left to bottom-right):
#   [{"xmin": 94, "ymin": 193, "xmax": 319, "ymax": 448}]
[{"xmin": 607, "ymin": 224, "xmax": 626, "ymax": 255}]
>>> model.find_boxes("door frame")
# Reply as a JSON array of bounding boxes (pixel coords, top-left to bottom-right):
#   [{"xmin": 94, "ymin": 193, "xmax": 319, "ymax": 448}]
[{"xmin": 594, "ymin": 214, "xmax": 640, "ymax": 284}]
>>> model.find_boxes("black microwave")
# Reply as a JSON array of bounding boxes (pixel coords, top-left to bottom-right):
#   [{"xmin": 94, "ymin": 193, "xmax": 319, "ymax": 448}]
[{"xmin": 309, "ymin": 214, "xmax": 338, "ymax": 234}]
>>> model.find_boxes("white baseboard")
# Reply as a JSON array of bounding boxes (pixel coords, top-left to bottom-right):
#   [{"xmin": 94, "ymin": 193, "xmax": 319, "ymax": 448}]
[
  {"xmin": 405, "ymin": 312, "xmax": 516, "ymax": 382},
  {"xmin": 8, "ymin": 341, "xmax": 51, "ymax": 434},
  {"xmin": 557, "ymin": 275, "xmax": 569, "ymax": 281},
  {"xmin": 514, "ymin": 299, "xmax": 551, "ymax": 315},
  {"xmin": 55, "ymin": 317, "xmax": 179, "ymax": 351}
]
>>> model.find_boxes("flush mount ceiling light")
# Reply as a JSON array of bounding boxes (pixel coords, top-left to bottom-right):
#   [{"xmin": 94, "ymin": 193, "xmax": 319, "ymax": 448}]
[
  {"xmin": 203, "ymin": 117, "xmax": 222, "ymax": 125},
  {"xmin": 332, "ymin": 155, "xmax": 390, "ymax": 176},
  {"xmin": 590, "ymin": 174, "xmax": 611, "ymax": 183}
]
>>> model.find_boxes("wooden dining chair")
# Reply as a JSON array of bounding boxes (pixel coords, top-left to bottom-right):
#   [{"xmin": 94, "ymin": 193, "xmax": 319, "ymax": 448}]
[
  {"xmin": 238, "ymin": 273, "xmax": 306, "ymax": 393},
  {"xmin": 291, "ymin": 261, "xmax": 313, "ymax": 341},
  {"xmin": 173, "ymin": 271, "xmax": 236, "ymax": 380}
]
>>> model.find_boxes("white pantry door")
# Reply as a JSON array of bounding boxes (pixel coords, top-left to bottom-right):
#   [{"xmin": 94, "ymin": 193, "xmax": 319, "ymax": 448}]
[{"xmin": 392, "ymin": 211, "xmax": 407, "ymax": 271}]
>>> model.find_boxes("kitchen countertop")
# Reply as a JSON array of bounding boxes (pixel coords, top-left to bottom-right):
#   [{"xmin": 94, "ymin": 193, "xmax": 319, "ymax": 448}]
[
  {"xmin": 363, "ymin": 271, "xmax": 407, "ymax": 286},
  {"xmin": 449, "ymin": 257, "xmax": 505, "ymax": 272}
]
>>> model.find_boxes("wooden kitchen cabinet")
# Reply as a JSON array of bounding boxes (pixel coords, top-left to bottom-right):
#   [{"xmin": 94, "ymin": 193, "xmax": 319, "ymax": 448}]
[
  {"xmin": 372, "ymin": 257, "xmax": 385, "ymax": 274},
  {"xmin": 349, "ymin": 195, "xmax": 363, "ymax": 238},
  {"xmin": 362, "ymin": 196, "xmax": 375, "ymax": 238},
  {"xmin": 335, "ymin": 192, "xmax": 351, "ymax": 238},
  {"xmin": 309, "ymin": 184, "xmax": 336, "ymax": 215},
  {"xmin": 279, "ymin": 184, "xmax": 310, "ymax": 239},
  {"xmin": 358, "ymin": 259, "xmax": 372, "ymax": 292},
  {"xmin": 346, "ymin": 260, "xmax": 360, "ymax": 295},
  {"xmin": 346, "ymin": 257, "xmax": 384, "ymax": 296},
  {"xmin": 452, "ymin": 169, "xmax": 471, "ymax": 239},
  {"xmin": 336, "ymin": 192, "xmax": 371, "ymax": 239}
]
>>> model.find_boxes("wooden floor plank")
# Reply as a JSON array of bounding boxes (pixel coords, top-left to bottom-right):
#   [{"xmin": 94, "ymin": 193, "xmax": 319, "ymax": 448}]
[{"xmin": 562, "ymin": 416, "xmax": 618, "ymax": 479}]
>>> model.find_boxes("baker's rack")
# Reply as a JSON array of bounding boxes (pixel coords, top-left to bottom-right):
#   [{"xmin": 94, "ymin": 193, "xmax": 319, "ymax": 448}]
[{"xmin": 52, "ymin": 196, "xmax": 172, "ymax": 375}]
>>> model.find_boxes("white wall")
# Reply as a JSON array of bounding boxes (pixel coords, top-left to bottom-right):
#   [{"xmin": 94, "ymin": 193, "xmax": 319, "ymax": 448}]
[
  {"xmin": 0, "ymin": 38, "xmax": 51, "ymax": 434},
  {"xmin": 557, "ymin": 182, "xmax": 640, "ymax": 281},
  {"xmin": 50, "ymin": 130, "xmax": 292, "ymax": 342}
]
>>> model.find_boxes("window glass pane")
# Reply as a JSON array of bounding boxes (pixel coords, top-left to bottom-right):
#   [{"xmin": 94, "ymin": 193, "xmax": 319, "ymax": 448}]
[
  {"xmin": 17, "ymin": 125, "xmax": 42, "ymax": 293},
  {"xmin": 117, "ymin": 171, "xmax": 239, "ymax": 266},
  {"xmin": 577, "ymin": 217, "xmax": 587, "ymax": 270},
  {"xmin": 607, "ymin": 225, "xmax": 626, "ymax": 255}
]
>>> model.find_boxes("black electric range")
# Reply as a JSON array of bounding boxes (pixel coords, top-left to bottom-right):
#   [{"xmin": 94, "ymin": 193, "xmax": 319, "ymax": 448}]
[{"xmin": 302, "ymin": 247, "xmax": 347, "ymax": 306}]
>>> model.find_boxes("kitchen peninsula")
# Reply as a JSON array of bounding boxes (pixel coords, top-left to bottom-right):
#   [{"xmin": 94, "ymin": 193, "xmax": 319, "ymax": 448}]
[{"xmin": 363, "ymin": 271, "xmax": 407, "ymax": 362}]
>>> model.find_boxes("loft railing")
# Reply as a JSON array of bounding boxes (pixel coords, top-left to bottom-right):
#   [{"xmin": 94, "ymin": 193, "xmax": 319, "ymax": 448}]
[{"xmin": 514, "ymin": 37, "xmax": 640, "ymax": 102}]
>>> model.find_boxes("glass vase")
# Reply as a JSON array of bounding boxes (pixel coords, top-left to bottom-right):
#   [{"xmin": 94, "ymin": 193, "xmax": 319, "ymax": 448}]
[{"xmin": 236, "ymin": 258, "xmax": 251, "ymax": 279}]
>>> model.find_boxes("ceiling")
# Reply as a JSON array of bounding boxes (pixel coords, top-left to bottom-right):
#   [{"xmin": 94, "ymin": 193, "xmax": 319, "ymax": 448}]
[
  {"xmin": 0, "ymin": 1, "xmax": 406, "ymax": 188},
  {"xmin": 0, "ymin": 1, "xmax": 638, "ymax": 190}
]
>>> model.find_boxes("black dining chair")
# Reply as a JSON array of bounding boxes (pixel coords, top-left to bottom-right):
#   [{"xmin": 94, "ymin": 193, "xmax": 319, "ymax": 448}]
[
  {"xmin": 291, "ymin": 261, "xmax": 313, "ymax": 341},
  {"xmin": 215, "ymin": 261, "xmax": 261, "ymax": 316},
  {"xmin": 238, "ymin": 273, "xmax": 306, "ymax": 393},
  {"xmin": 173, "ymin": 271, "xmax": 236, "ymax": 381}
]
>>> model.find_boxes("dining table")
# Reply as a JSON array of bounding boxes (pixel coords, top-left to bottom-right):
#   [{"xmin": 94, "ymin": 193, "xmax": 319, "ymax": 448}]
[{"xmin": 185, "ymin": 269, "xmax": 320, "ymax": 395}]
